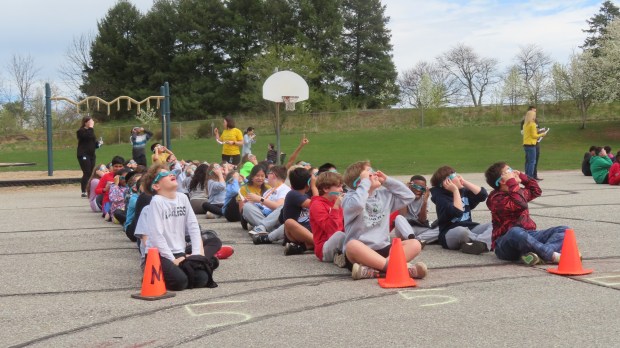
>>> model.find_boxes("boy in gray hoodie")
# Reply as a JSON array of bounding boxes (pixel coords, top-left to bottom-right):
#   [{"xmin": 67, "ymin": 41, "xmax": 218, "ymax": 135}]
[{"xmin": 342, "ymin": 161, "xmax": 427, "ymax": 280}]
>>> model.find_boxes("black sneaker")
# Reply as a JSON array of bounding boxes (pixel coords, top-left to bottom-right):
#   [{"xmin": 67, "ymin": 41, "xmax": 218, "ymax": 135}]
[
  {"xmin": 284, "ymin": 243, "xmax": 306, "ymax": 256},
  {"xmin": 252, "ymin": 234, "xmax": 272, "ymax": 245},
  {"xmin": 240, "ymin": 216, "xmax": 248, "ymax": 231},
  {"xmin": 81, "ymin": 192, "xmax": 87, "ymax": 198},
  {"xmin": 460, "ymin": 240, "xmax": 488, "ymax": 255}
]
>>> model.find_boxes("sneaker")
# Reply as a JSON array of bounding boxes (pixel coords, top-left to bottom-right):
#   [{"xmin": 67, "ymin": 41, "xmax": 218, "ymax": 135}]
[
  {"xmin": 407, "ymin": 262, "xmax": 428, "ymax": 279},
  {"xmin": 284, "ymin": 242, "xmax": 306, "ymax": 256},
  {"xmin": 248, "ymin": 225, "xmax": 267, "ymax": 236},
  {"xmin": 252, "ymin": 234, "xmax": 272, "ymax": 245},
  {"xmin": 351, "ymin": 263, "xmax": 380, "ymax": 280},
  {"xmin": 460, "ymin": 240, "xmax": 488, "ymax": 255},
  {"xmin": 418, "ymin": 239, "xmax": 427, "ymax": 250},
  {"xmin": 81, "ymin": 192, "xmax": 87, "ymax": 198},
  {"xmin": 205, "ymin": 212, "xmax": 216, "ymax": 219},
  {"xmin": 214, "ymin": 245, "xmax": 234, "ymax": 259},
  {"xmin": 521, "ymin": 252, "xmax": 541, "ymax": 266},
  {"xmin": 240, "ymin": 216, "xmax": 248, "ymax": 230},
  {"xmin": 333, "ymin": 251, "xmax": 347, "ymax": 268}
]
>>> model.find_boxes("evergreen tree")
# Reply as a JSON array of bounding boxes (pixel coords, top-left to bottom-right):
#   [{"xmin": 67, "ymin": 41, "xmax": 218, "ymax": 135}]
[
  {"xmin": 134, "ymin": 0, "xmax": 179, "ymax": 99},
  {"xmin": 340, "ymin": 0, "xmax": 399, "ymax": 108},
  {"xmin": 293, "ymin": 0, "xmax": 343, "ymax": 94},
  {"xmin": 82, "ymin": 0, "xmax": 143, "ymax": 118},
  {"xmin": 225, "ymin": 0, "xmax": 266, "ymax": 111},
  {"xmin": 173, "ymin": 0, "xmax": 233, "ymax": 117},
  {"xmin": 581, "ymin": 0, "xmax": 620, "ymax": 57}
]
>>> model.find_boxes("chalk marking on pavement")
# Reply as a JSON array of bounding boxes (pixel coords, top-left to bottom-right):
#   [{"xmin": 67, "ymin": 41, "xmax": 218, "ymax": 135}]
[
  {"xmin": 185, "ymin": 300, "xmax": 252, "ymax": 328},
  {"xmin": 584, "ymin": 275, "xmax": 620, "ymax": 287},
  {"xmin": 398, "ymin": 288, "xmax": 458, "ymax": 307}
]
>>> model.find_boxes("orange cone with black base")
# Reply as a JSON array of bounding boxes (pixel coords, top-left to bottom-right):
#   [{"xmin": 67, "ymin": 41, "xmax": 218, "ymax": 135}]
[
  {"xmin": 547, "ymin": 229, "xmax": 593, "ymax": 276},
  {"xmin": 131, "ymin": 248, "xmax": 176, "ymax": 300},
  {"xmin": 378, "ymin": 238, "xmax": 417, "ymax": 288}
]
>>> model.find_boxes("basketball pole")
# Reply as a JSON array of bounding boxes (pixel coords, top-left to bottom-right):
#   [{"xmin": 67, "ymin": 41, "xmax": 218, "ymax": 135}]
[
  {"xmin": 45, "ymin": 83, "xmax": 53, "ymax": 176},
  {"xmin": 275, "ymin": 102, "xmax": 281, "ymax": 165}
]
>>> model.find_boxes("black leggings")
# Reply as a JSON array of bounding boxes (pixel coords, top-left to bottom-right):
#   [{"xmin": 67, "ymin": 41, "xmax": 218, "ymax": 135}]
[
  {"xmin": 223, "ymin": 200, "xmax": 241, "ymax": 222},
  {"xmin": 202, "ymin": 202, "xmax": 223, "ymax": 216},
  {"xmin": 160, "ymin": 236, "xmax": 223, "ymax": 291},
  {"xmin": 77, "ymin": 155, "xmax": 95, "ymax": 193}
]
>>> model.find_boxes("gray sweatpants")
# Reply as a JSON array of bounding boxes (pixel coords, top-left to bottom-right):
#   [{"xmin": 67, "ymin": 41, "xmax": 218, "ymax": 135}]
[
  {"xmin": 321, "ymin": 231, "xmax": 345, "ymax": 262},
  {"xmin": 444, "ymin": 223, "xmax": 492, "ymax": 250},
  {"xmin": 393, "ymin": 215, "xmax": 440, "ymax": 243},
  {"xmin": 242, "ymin": 204, "xmax": 283, "ymax": 231}
]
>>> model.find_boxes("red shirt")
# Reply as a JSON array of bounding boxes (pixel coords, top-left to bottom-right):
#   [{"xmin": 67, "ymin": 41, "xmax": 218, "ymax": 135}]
[
  {"xmin": 95, "ymin": 172, "xmax": 116, "ymax": 206},
  {"xmin": 309, "ymin": 196, "xmax": 344, "ymax": 260},
  {"xmin": 609, "ymin": 162, "xmax": 620, "ymax": 185},
  {"xmin": 486, "ymin": 173, "xmax": 542, "ymax": 249}
]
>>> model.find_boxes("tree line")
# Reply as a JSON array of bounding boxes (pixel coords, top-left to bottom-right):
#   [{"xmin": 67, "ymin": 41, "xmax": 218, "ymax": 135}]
[
  {"xmin": 2, "ymin": 0, "xmax": 620, "ymax": 132},
  {"xmin": 398, "ymin": 1, "xmax": 620, "ymax": 129},
  {"xmin": 76, "ymin": 0, "xmax": 398, "ymax": 120}
]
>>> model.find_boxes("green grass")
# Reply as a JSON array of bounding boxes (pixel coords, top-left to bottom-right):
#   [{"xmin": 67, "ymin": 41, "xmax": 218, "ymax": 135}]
[{"xmin": 2, "ymin": 121, "xmax": 618, "ymax": 175}]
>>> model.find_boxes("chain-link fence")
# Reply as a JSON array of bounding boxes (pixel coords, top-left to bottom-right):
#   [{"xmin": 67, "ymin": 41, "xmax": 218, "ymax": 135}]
[{"xmin": 2, "ymin": 102, "xmax": 620, "ymax": 150}]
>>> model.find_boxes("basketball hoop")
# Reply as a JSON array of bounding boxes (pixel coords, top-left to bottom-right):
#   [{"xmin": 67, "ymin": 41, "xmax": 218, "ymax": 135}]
[{"xmin": 283, "ymin": 96, "xmax": 299, "ymax": 111}]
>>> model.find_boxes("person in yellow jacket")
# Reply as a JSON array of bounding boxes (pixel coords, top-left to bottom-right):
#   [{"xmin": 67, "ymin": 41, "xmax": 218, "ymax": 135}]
[
  {"xmin": 522, "ymin": 110, "xmax": 547, "ymax": 178},
  {"xmin": 214, "ymin": 116, "xmax": 243, "ymax": 165}
]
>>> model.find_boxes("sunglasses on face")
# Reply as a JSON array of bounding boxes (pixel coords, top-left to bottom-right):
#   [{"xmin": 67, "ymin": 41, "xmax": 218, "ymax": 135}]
[{"xmin": 448, "ymin": 172, "xmax": 458, "ymax": 180}]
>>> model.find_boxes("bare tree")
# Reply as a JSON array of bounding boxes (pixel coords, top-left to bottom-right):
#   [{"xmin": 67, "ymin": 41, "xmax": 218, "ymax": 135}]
[
  {"xmin": 6, "ymin": 54, "xmax": 40, "ymax": 128},
  {"xmin": 502, "ymin": 65, "xmax": 525, "ymax": 109},
  {"xmin": 551, "ymin": 53, "xmax": 595, "ymax": 129},
  {"xmin": 398, "ymin": 61, "xmax": 460, "ymax": 107},
  {"xmin": 437, "ymin": 43, "xmax": 499, "ymax": 107},
  {"xmin": 514, "ymin": 44, "xmax": 552, "ymax": 105},
  {"xmin": 58, "ymin": 33, "xmax": 93, "ymax": 98}
]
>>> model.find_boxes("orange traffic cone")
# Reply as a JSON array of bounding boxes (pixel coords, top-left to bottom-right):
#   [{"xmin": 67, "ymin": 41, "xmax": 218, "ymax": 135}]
[
  {"xmin": 378, "ymin": 238, "xmax": 417, "ymax": 288},
  {"xmin": 547, "ymin": 229, "xmax": 593, "ymax": 276},
  {"xmin": 131, "ymin": 248, "xmax": 176, "ymax": 300}
]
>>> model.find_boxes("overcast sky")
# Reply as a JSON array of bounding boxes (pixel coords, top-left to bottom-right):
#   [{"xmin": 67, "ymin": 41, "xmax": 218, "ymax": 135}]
[{"xmin": 0, "ymin": 0, "xmax": 604, "ymax": 97}]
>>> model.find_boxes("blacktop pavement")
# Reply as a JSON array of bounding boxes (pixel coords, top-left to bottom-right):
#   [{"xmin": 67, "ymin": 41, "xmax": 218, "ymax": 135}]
[{"xmin": 0, "ymin": 170, "xmax": 619, "ymax": 348}]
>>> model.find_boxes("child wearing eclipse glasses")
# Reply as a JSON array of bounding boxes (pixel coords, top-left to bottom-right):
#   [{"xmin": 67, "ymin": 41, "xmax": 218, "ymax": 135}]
[
  {"xmin": 393, "ymin": 175, "xmax": 440, "ymax": 245},
  {"xmin": 485, "ymin": 162, "xmax": 566, "ymax": 265},
  {"xmin": 341, "ymin": 161, "xmax": 427, "ymax": 281},
  {"xmin": 430, "ymin": 166, "xmax": 492, "ymax": 255}
]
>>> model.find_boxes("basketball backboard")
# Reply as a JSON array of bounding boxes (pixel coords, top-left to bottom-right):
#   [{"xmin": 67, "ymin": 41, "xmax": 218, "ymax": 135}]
[{"xmin": 262, "ymin": 71, "xmax": 309, "ymax": 103}]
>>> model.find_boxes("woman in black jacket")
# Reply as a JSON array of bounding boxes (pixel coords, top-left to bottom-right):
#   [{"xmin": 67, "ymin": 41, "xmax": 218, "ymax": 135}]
[{"xmin": 76, "ymin": 116, "xmax": 100, "ymax": 197}]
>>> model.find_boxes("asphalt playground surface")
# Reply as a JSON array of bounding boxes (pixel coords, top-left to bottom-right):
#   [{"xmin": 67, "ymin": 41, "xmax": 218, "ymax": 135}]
[{"xmin": 1, "ymin": 170, "xmax": 619, "ymax": 347}]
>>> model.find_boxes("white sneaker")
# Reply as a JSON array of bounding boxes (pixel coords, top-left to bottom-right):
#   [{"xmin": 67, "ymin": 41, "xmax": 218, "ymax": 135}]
[{"xmin": 248, "ymin": 225, "xmax": 267, "ymax": 236}]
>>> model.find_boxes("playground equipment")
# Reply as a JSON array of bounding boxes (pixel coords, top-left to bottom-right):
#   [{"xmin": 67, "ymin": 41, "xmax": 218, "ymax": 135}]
[{"xmin": 44, "ymin": 82, "xmax": 171, "ymax": 176}]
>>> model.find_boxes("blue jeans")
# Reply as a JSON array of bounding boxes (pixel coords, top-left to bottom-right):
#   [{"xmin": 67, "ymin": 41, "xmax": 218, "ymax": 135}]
[
  {"xmin": 524, "ymin": 145, "xmax": 537, "ymax": 177},
  {"xmin": 494, "ymin": 226, "xmax": 567, "ymax": 262}
]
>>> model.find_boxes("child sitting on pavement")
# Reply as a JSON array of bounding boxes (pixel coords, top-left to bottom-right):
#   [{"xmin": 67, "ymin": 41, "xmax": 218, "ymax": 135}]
[
  {"xmin": 253, "ymin": 167, "xmax": 315, "ymax": 255},
  {"xmin": 203, "ymin": 163, "xmax": 226, "ymax": 219},
  {"xmin": 138, "ymin": 164, "xmax": 220, "ymax": 291},
  {"xmin": 244, "ymin": 165, "xmax": 291, "ymax": 235},
  {"xmin": 95, "ymin": 156, "xmax": 125, "ymax": 220},
  {"xmin": 393, "ymin": 175, "xmax": 440, "ymax": 245},
  {"xmin": 342, "ymin": 161, "xmax": 427, "ymax": 280},
  {"xmin": 87, "ymin": 164, "xmax": 108, "ymax": 212},
  {"xmin": 310, "ymin": 171, "xmax": 346, "ymax": 266},
  {"xmin": 485, "ymin": 162, "xmax": 567, "ymax": 265},
  {"xmin": 430, "ymin": 166, "xmax": 492, "ymax": 254}
]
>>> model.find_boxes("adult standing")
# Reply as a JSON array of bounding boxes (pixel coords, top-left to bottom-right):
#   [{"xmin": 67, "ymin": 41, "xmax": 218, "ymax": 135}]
[
  {"xmin": 214, "ymin": 116, "xmax": 243, "ymax": 165},
  {"xmin": 76, "ymin": 116, "xmax": 101, "ymax": 197},
  {"xmin": 242, "ymin": 127, "xmax": 257, "ymax": 157},
  {"xmin": 522, "ymin": 110, "xmax": 547, "ymax": 178},
  {"xmin": 520, "ymin": 106, "xmax": 545, "ymax": 180}
]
